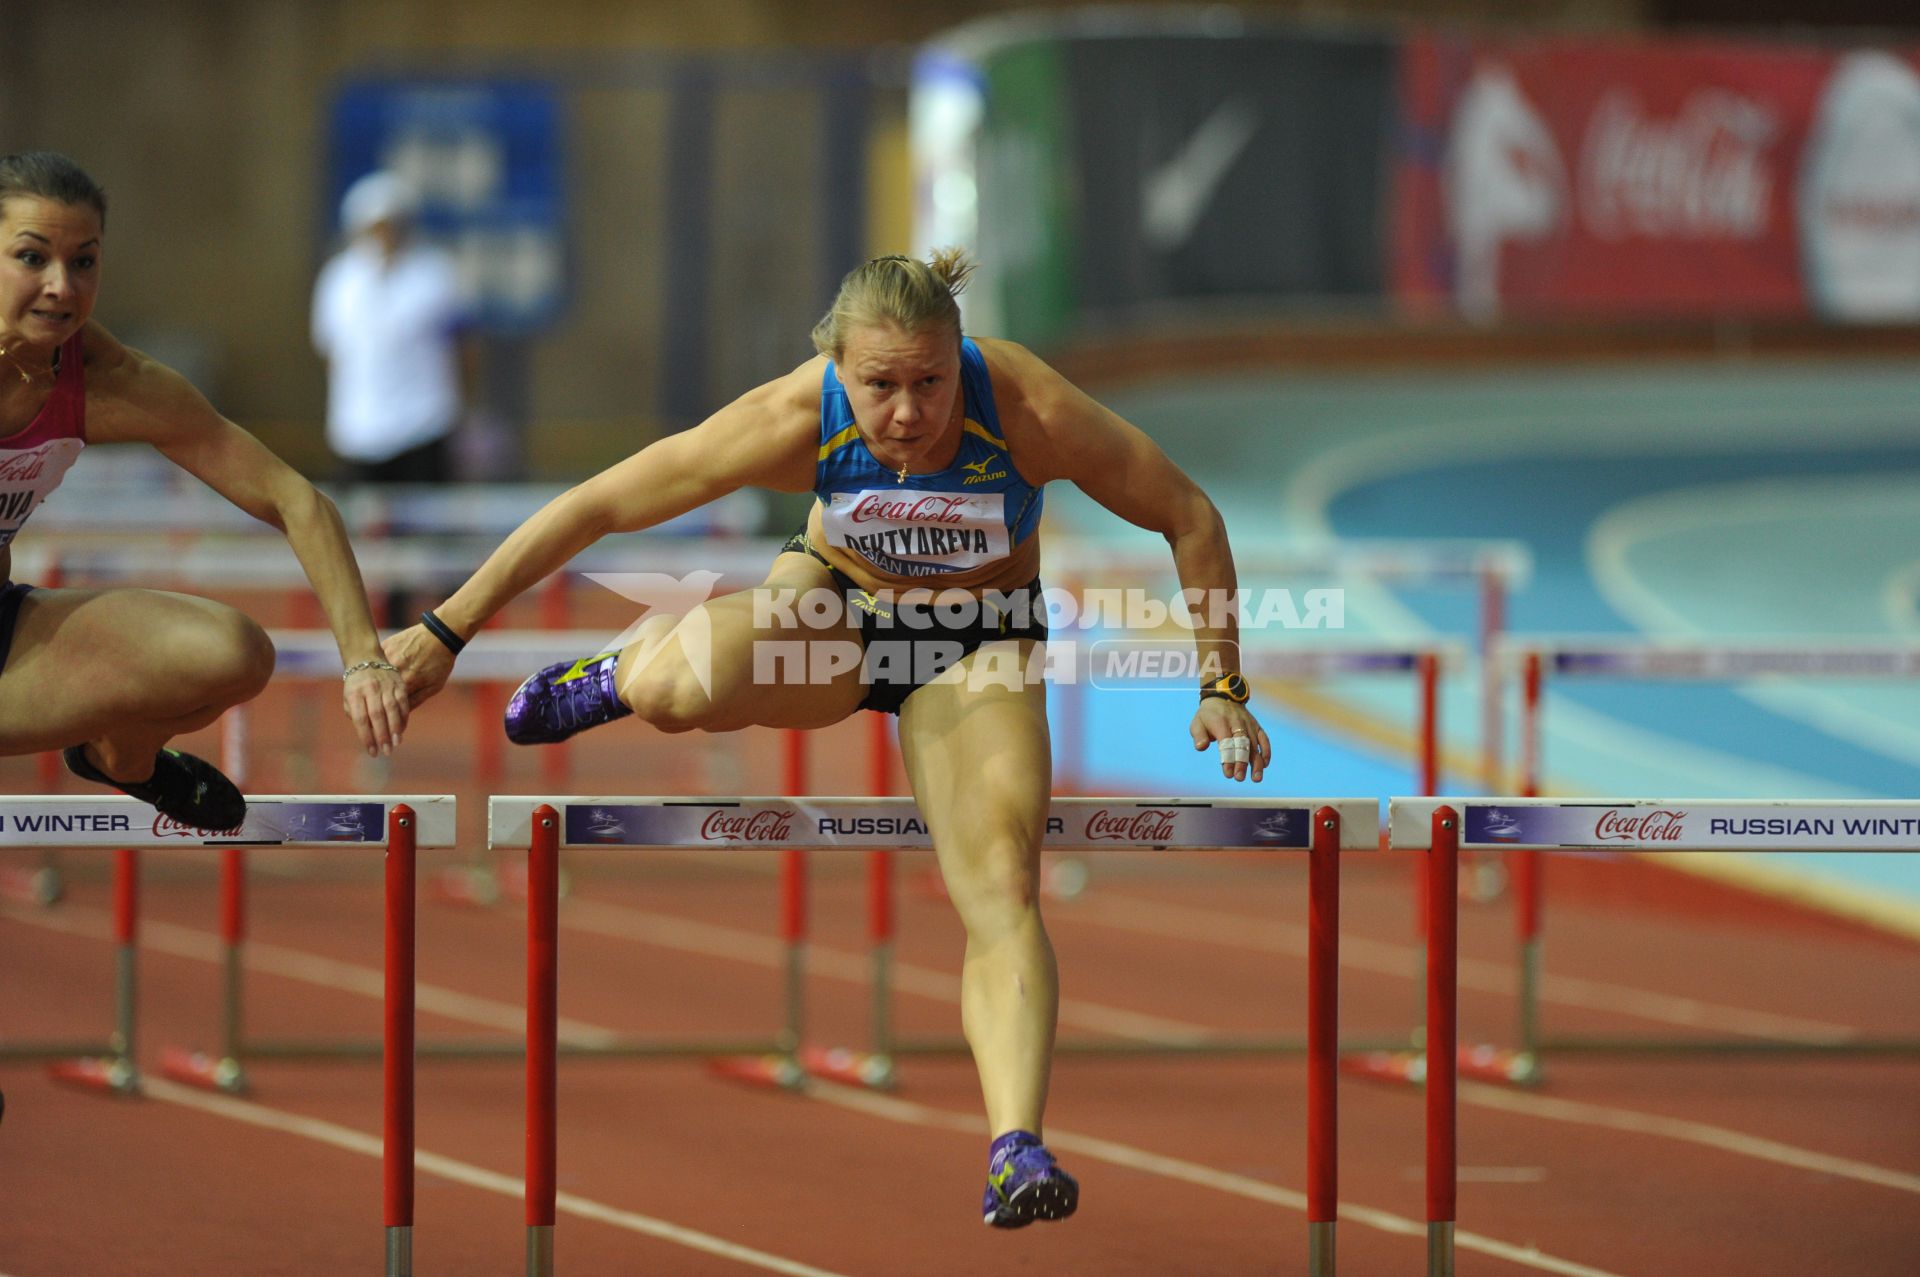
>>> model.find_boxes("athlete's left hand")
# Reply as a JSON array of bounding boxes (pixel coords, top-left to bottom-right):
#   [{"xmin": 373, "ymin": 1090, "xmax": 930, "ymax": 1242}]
[
  {"xmin": 1192, "ymin": 698, "xmax": 1269, "ymax": 783},
  {"xmin": 343, "ymin": 663, "xmax": 410, "ymax": 758}
]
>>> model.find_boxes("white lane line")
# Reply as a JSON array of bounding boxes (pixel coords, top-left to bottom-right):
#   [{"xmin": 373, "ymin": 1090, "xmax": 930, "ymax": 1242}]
[
  {"xmin": 803, "ymin": 1080, "xmax": 1628, "ymax": 1277},
  {"xmin": 11, "ymin": 900, "xmax": 1917, "ymax": 1195},
  {"xmin": 140, "ymin": 1076, "xmax": 854, "ymax": 1277},
  {"xmin": 1587, "ymin": 474, "xmax": 1920, "ymax": 765},
  {"xmin": 1457, "ymin": 1168, "xmax": 1549, "ymax": 1183},
  {"xmin": 1071, "ymin": 893, "xmax": 1868, "ymax": 1041},
  {"xmin": 1460, "ymin": 1082, "xmax": 1920, "ymax": 1196},
  {"xmin": 4, "ymin": 904, "xmax": 621, "ymax": 1046}
]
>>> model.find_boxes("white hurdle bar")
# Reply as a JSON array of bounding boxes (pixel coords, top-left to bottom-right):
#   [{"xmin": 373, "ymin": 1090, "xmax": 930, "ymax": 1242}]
[
  {"xmin": 0, "ymin": 794, "xmax": 455, "ymax": 1277},
  {"xmin": 1498, "ymin": 638, "xmax": 1920, "ymax": 1068},
  {"xmin": 492, "ymin": 795, "xmax": 1377, "ymax": 1277},
  {"xmin": 1389, "ymin": 796, "xmax": 1920, "ymax": 1277}
]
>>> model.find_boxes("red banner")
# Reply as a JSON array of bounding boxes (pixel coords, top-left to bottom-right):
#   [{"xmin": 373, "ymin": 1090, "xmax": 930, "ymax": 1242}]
[{"xmin": 1392, "ymin": 34, "xmax": 1920, "ymax": 321}]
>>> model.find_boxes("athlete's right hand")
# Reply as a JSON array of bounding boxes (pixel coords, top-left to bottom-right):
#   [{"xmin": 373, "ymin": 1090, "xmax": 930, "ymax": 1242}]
[{"xmin": 383, "ymin": 624, "xmax": 456, "ymax": 709}]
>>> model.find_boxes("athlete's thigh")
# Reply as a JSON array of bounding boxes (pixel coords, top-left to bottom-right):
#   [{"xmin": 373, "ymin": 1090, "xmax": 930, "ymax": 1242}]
[
  {"xmin": 639, "ymin": 551, "xmax": 870, "ymax": 731},
  {"xmin": 896, "ymin": 640, "xmax": 1052, "ymax": 873},
  {"xmin": 0, "ymin": 586, "xmax": 256, "ymax": 752}
]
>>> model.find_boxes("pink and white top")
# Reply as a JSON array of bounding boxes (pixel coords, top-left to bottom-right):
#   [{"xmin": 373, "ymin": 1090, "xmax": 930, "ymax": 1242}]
[{"xmin": 0, "ymin": 333, "xmax": 86, "ymax": 552}]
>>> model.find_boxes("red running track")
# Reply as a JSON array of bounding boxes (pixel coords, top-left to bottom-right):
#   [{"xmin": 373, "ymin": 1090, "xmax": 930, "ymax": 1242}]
[{"xmin": 4, "ymin": 830, "xmax": 1919, "ymax": 1275}]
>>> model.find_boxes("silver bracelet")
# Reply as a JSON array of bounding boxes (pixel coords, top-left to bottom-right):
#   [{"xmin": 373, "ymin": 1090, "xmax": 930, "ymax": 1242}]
[{"xmin": 343, "ymin": 659, "xmax": 401, "ymax": 681}]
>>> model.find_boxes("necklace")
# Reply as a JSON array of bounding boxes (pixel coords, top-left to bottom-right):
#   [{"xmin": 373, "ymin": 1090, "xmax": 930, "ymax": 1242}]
[
  {"xmin": 896, "ymin": 464, "xmax": 908, "ymax": 483},
  {"xmin": 0, "ymin": 344, "xmax": 51, "ymax": 384}
]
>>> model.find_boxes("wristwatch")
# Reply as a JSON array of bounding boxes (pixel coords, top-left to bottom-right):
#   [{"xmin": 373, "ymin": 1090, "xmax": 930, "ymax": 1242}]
[{"xmin": 1200, "ymin": 672, "xmax": 1250, "ymax": 704}]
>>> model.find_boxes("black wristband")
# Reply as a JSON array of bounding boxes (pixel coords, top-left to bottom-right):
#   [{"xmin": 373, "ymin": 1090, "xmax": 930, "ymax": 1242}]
[{"xmin": 419, "ymin": 609, "xmax": 468, "ymax": 655}]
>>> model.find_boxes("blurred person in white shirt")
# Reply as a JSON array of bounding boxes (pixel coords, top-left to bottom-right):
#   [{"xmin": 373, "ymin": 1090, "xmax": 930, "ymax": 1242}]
[{"xmin": 312, "ymin": 170, "xmax": 478, "ymax": 621}]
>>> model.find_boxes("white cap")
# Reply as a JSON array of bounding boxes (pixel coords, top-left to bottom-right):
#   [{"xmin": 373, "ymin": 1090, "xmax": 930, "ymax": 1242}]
[{"xmin": 339, "ymin": 171, "xmax": 418, "ymax": 235}]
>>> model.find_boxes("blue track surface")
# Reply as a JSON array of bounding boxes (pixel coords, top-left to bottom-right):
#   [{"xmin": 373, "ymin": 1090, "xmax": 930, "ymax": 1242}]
[{"xmin": 1052, "ymin": 358, "xmax": 1920, "ymax": 916}]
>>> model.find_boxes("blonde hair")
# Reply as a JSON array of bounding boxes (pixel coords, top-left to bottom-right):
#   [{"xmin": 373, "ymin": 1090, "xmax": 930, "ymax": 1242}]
[{"xmin": 810, "ymin": 248, "xmax": 976, "ymax": 360}]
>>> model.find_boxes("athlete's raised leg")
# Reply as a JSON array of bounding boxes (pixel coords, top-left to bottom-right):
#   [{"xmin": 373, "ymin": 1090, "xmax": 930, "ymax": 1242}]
[
  {"xmin": 506, "ymin": 550, "xmax": 869, "ymax": 743},
  {"xmin": 896, "ymin": 639, "xmax": 1076, "ymax": 1226},
  {"xmin": 0, "ymin": 587, "xmax": 275, "ymax": 827}
]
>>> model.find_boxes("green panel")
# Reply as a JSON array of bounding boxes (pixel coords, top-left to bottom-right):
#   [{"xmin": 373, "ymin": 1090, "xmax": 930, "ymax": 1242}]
[{"xmin": 979, "ymin": 40, "xmax": 1077, "ymax": 346}]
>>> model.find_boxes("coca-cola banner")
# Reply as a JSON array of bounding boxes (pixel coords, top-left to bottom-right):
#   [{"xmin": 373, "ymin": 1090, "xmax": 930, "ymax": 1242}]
[
  {"xmin": 492, "ymin": 797, "xmax": 1382, "ymax": 851},
  {"xmin": 1389, "ymin": 799, "xmax": 1920, "ymax": 850},
  {"xmin": 1392, "ymin": 33, "xmax": 1920, "ymax": 321}
]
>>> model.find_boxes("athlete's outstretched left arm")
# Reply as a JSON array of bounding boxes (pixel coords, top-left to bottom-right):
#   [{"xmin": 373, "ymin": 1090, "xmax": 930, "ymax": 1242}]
[
  {"xmin": 81, "ymin": 323, "xmax": 407, "ymax": 756},
  {"xmin": 983, "ymin": 339, "xmax": 1269, "ymax": 783}
]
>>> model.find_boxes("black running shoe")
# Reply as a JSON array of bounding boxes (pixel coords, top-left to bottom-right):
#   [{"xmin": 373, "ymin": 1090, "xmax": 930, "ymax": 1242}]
[{"xmin": 63, "ymin": 746, "xmax": 247, "ymax": 833}]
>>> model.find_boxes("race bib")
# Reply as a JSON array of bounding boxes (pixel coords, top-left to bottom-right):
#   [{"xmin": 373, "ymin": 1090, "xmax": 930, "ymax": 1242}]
[
  {"xmin": 0, "ymin": 438, "xmax": 84, "ymax": 548},
  {"xmin": 821, "ymin": 489, "xmax": 1009, "ymax": 578}
]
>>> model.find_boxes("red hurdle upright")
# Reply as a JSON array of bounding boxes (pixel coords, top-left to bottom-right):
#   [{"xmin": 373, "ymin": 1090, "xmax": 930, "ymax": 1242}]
[
  {"xmin": 1425, "ymin": 805, "xmax": 1460, "ymax": 1277},
  {"xmin": 506, "ymin": 793, "xmax": 1375, "ymax": 1276},
  {"xmin": 4, "ymin": 792, "xmax": 447, "ymax": 1277},
  {"xmin": 526, "ymin": 804, "xmax": 560, "ymax": 1277},
  {"xmin": 385, "ymin": 805, "xmax": 419, "ymax": 1277}
]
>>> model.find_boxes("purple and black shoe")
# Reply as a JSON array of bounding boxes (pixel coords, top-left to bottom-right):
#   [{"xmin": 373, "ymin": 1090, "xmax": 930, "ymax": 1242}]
[
  {"xmin": 982, "ymin": 1131, "xmax": 1079, "ymax": 1228},
  {"xmin": 504, "ymin": 652, "xmax": 633, "ymax": 745}
]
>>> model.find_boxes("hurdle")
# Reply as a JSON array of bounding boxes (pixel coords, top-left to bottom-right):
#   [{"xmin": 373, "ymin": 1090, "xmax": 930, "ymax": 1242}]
[
  {"xmin": 1500, "ymin": 638, "xmax": 1920, "ymax": 1071},
  {"xmin": 1389, "ymin": 795, "xmax": 1920, "ymax": 1277},
  {"xmin": 0, "ymin": 793, "xmax": 451, "ymax": 1277},
  {"xmin": 837, "ymin": 644, "xmax": 1450, "ymax": 1077},
  {"xmin": 1049, "ymin": 539, "xmax": 1527, "ymax": 795},
  {"xmin": 492, "ymin": 793, "xmax": 1376, "ymax": 1277},
  {"xmin": 162, "ymin": 632, "xmax": 897, "ymax": 1089}
]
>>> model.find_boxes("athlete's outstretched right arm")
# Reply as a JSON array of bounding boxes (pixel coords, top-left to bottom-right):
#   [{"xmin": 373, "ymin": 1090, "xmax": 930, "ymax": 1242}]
[{"xmin": 383, "ymin": 360, "xmax": 824, "ymax": 705}]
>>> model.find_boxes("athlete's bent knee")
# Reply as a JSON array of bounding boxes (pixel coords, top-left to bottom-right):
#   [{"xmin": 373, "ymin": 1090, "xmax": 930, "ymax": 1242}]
[
  {"xmin": 621, "ymin": 664, "xmax": 715, "ymax": 733},
  {"xmin": 199, "ymin": 608, "xmax": 276, "ymax": 703}
]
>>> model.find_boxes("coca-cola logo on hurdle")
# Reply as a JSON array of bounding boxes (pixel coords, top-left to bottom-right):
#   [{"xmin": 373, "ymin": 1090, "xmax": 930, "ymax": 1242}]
[
  {"xmin": 700, "ymin": 809, "xmax": 795, "ymax": 843},
  {"xmin": 152, "ymin": 815, "xmax": 214, "ymax": 838},
  {"xmin": 1593, "ymin": 809, "xmax": 1687, "ymax": 842},
  {"xmin": 1084, "ymin": 809, "xmax": 1178, "ymax": 843}
]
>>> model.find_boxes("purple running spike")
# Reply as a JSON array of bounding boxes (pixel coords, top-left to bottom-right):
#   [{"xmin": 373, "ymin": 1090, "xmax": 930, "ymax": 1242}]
[
  {"xmin": 982, "ymin": 1134, "xmax": 1079, "ymax": 1229},
  {"xmin": 505, "ymin": 652, "xmax": 633, "ymax": 745}
]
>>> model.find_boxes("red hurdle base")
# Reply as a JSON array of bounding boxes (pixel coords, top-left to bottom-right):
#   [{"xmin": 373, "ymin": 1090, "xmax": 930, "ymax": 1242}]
[
  {"xmin": 47, "ymin": 1055, "xmax": 138, "ymax": 1095},
  {"xmin": 796, "ymin": 1044, "xmax": 897, "ymax": 1089},
  {"xmin": 430, "ymin": 864, "xmax": 501, "ymax": 908},
  {"xmin": 158, "ymin": 1046, "xmax": 246, "ymax": 1094},
  {"xmin": 1341, "ymin": 1043, "xmax": 1540, "ymax": 1087},
  {"xmin": 0, "ymin": 863, "xmax": 62, "ymax": 906},
  {"xmin": 706, "ymin": 1045, "xmax": 899, "ymax": 1092},
  {"xmin": 704, "ymin": 1053, "xmax": 809, "ymax": 1090}
]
